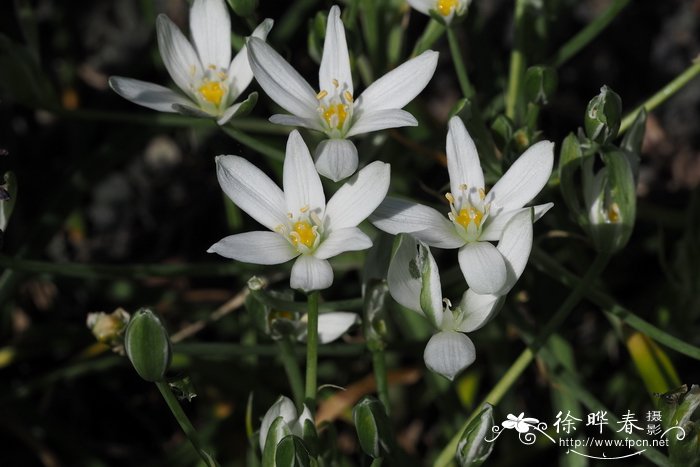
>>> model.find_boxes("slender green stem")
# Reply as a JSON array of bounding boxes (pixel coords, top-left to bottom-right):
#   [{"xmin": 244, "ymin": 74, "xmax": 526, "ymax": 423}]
[
  {"xmin": 505, "ymin": 0, "xmax": 528, "ymax": 121},
  {"xmin": 155, "ymin": 381, "xmax": 216, "ymax": 466},
  {"xmin": 221, "ymin": 127, "xmax": 284, "ymax": 161},
  {"xmin": 619, "ymin": 59, "xmax": 700, "ymax": 135},
  {"xmin": 360, "ymin": 0, "xmax": 380, "ymax": 68},
  {"xmin": 305, "ymin": 291, "xmax": 320, "ymax": 409},
  {"xmin": 412, "ymin": 19, "xmax": 445, "ymax": 57},
  {"xmin": 433, "ymin": 253, "xmax": 609, "ymax": 467},
  {"xmin": 446, "ymin": 27, "xmax": 474, "ymax": 99},
  {"xmin": 372, "ymin": 349, "xmax": 390, "ymax": 414},
  {"xmin": 550, "ymin": 0, "xmax": 631, "ymax": 68},
  {"xmin": 277, "ymin": 337, "xmax": 305, "ymax": 409}
]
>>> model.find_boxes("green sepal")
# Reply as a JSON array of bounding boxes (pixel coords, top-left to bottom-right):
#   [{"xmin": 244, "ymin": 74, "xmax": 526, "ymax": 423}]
[
  {"xmin": 124, "ymin": 308, "xmax": 172, "ymax": 382},
  {"xmin": 558, "ymin": 132, "xmax": 588, "ymax": 226},
  {"xmin": 231, "ymin": 91, "xmax": 259, "ymax": 119},
  {"xmin": 523, "ymin": 65, "xmax": 557, "ymax": 105},
  {"xmin": 457, "ymin": 404, "xmax": 495, "ymax": 467},
  {"xmin": 584, "ymin": 85, "xmax": 622, "ymax": 145},
  {"xmin": 275, "ymin": 435, "xmax": 311, "ymax": 467},
  {"xmin": 352, "ymin": 396, "xmax": 393, "ymax": 459},
  {"xmin": 262, "ymin": 416, "xmax": 292, "ymax": 467},
  {"xmin": 301, "ymin": 418, "xmax": 320, "ymax": 457}
]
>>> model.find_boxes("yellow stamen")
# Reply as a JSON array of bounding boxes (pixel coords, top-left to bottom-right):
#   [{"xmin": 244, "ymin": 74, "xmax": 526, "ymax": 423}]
[
  {"xmin": 332, "ymin": 79, "xmax": 339, "ymax": 88},
  {"xmin": 300, "ymin": 205, "xmax": 309, "ymax": 213},
  {"xmin": 290, "ymin": 221, "xmax": 317, "ymax": 248},
  {"xmin": 459, "ymin": 183, "xmax": 468, "ymax": 191},
  {"xmin": 445, "ymin": 192, "xmax": 455, "ymax": 204},
  {"xmin": 322, "ymin": 103, "xmax": 348, "ymax": 129},
  {"xmin": 344, "ymin": 90, "xmax": 354, "ymax": 103},
  {"xmin": 317, "ymin": 90, "xmax": 328, "ymax": 100},
  {"xmin": 198, "ymin": 81, "xmax": 225, "ymax": 106},
  {"xmin": 607, "ymin": 203, "xmax": 621, "ymax": 223},
  {"xmin": 455, "ymin": 207, "xmax": 484, "ymax": 228},
  {"xmin": 479, "ymin": 188, "xmax": 486, "ymax": 201},
  {"xmin": 436, "ymin": 0, "xmax": 459, "ymax": 16}
]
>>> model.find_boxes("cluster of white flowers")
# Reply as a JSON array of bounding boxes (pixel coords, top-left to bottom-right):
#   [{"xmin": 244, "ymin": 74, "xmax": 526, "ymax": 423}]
[{"xmin": 109, "ymin": 0, "xmax": 553, "ymax": 382}]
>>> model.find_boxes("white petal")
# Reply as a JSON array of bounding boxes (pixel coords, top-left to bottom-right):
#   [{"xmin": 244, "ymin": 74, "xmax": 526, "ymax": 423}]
[
  {"xmin": 447, "ymin": 116, "xmax": 485, "ymax": 197},
  {"xmin": 354, "ymin": 50, "xmax": 438, "ymax": 115},
  {"xmin": 190, "ymin": 0, "xmax": 231, "ymax": 70},
  {"xmin": 423, "ymin": 331, "xmax": 476, "ymax": 381},
  {"xmin": 293, "ymin": 405, "xmax": 313, "ymax": 437},
  {"xmin": 216, "ymin": 102, "xmax": 242, "ymax": 125},
  {"xmin": 371, "ymin": 198, "xmax": 464, "ymax": 248},
  {"xmin": 387, "ymin": 234, "xmax": 422, "ymax": 313},
  {"xmin": 346, "ymin": 109, "xmax": 417, "ymax": 138},
  {"xmin": 316, "ymin": 312, "xmax": 358, "ymax": 343},
  {"xmin": 290, "ymin": 255, "xmax": 333, "ymax": 292},
  {"xmin": 156, "ymin": 15, "xmax": 201, "ymax": 97},
  {"xmin": 487, "ymin": 141, "xmax": 554, "ymax": 211},
  {"xmin": 284, "ymin": 131, "xmax": 325, "ymax": 216},
  {"xmin": 324, "ymin": 161, "xmax": 390, "ymax": 229},
  {"xmin": 270, "ymin": 114, "xmax": 324, "ymax": 131},
  {"xmin": 458, "ymin": 241, "xmax": 507, "ymax": 294},
  {"xmin": 259, "ymin": 396, "xmax": 297, "ymax": 450},
  {"xmin": 480, "ymin": 203, "xmax": 552, "ymax": 241},
  {"xmin": 314, "ymin": 139, "xmax": 359, "ymax": 182},
  {"xmin": 456, "ymin": 290, "xmax": 502, "ymax": 332},
  {"xmin": 319, "ymin": 6, "xmax": 352, "ymax": 96},
  {"xmin": 406, "ymin": 0, "xmax": 433, "ymax": 15},
  {"xmin": 227, "ymin": 18, "xmax": 274, "ymax": 100},
  {"xmin": 314, "ymin": 227, "xmax": 372, "ymax": 259},
  {"xmin": 215, "ymin": 155, "xmax": 287, "ymax": 230},
  {"xmin": 109, "ymin": 77, "xmax": 191, "ymax": 112},
  {"xmin": 496, "ymin": 208, "xmax": 534, "ymax": 294},
  {"xmin": 248, "ymin": 37, "xmax": 318, "ymax": 119},
  {"xmin": 207, "ymin": 231, "xmax": 297, "ymax": 264}
]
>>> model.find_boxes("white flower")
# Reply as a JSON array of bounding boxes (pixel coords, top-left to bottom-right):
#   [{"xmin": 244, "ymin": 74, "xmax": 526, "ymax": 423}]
[
  {"xmin": 208, "ymin": 130, "xmax": 390, "ymax": 292},
  {"xmin": 387, "ymin": 213, "xmax": 532, "ymax": 380},
  {"xmin": 407, "ymin": 0, "xmax": 470, "ymax": 24},
  {"xmin": 247, "ymin": 5, "xmax": 438, "ymax": 181},
  {"xmin": 259, "ymin": 396, "xmax": 313, "ymax": 450},
  {"xmin": 109, "ymin": 0, "xmax": 272, "ymax": 125},
  {"xmin": 372, "ymin": 116, "xmax": 553, "ymax": 295}
]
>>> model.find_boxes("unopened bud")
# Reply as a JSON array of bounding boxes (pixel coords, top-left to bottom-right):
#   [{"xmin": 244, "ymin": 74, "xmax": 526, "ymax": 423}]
[
  {"xmin": 124, "ymin": 308, "xmax": 172, "ymax": 382},
  {"xmin": 585, "ymin": 86, "xmax": 622, "ymax": 145}
]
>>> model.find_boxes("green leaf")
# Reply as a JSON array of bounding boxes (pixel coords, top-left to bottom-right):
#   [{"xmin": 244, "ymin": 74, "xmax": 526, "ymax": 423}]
[
  {"xmin": 456, "ymin": 404, "xmax": 495, "ymax": 467},
  {"xmin": 353, "ymin": 396, "xmax": 392, "ymax": 459},
  {"xmin": 275, "ymin": 435, "xmax": 311, "ymax": 467},
  {"xmin": 262, "ymin": 417, "xmax": 292, "ymax": 467},
  {"xmin": 0, "ymin": 33, "xmax": 57, "ymax": 108},
  {"xmin": 124, "ymin": 308, "xmax": 172, "ymax": 382}
]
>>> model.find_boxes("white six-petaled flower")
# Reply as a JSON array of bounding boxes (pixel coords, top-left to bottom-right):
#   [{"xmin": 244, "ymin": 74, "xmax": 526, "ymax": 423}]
[
  {"xmin": 247, "ymin": 5, "xmax": 438, "ymax": 181},
  {"xmin": 109, "ymin": 0, "xmax": 272, "ymax": 125},
  {"xmin": 407, "ymin": 0, "xmax": 470, "ymax": 24},
  {"xmin": 387, "ymin": 210, "xmax": 533, "ymax": 381},
  {"xmin": 372, "ymin": 116, "xmax": 553, "ymax": 295},
  {"xmin": 208, "ymin": 130, "xmax": 390, "ymax": 292}
]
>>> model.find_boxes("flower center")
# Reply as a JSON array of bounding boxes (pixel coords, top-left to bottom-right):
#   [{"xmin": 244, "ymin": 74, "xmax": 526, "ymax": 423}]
[
  {"xmin": 436, "ymin": 0, "xmax": 459, "ymax": 16},
  {"xmin": 290, "ymin": 220, "xmax": 317, "ymax": 248},
  {"xmin": 198, "ymin": 81, "xmax": 225, "ymax": 106},
  {"xmin": 317, "ymin": 79, "xmax": 353, "ymax": 133},
  {"xmin": 445, "ymin": 186, "xmax": 490, "ymax": 241},
  {"xmin": 455, "ymin": 207, "xmax": 484, "ymax": 228}
]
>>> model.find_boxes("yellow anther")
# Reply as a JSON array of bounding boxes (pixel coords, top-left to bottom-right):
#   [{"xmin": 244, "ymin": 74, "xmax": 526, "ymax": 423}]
[
  {"xmin": 455, "ymin": 207, "xmax": 484, "ymax": 228},
  {"xmin": 459, "ymin": 183, "xmax": 468, "ymax": 191},
  {"xmin": 290, "ymin": 221, "xmax": 317, "ymax": 248},
  {"xmin": 436, "ymin": 0, "xmax": 459, "ymax": 16},
  {"xmin": 322, "ymin": 103, "xmax": 348, "ymax": 129},
  {"xmin": 217, "ymin": 71, "xmax": 227, "ymax": 80},
  {"xmin": 317, "ymin": 90, "xmax": 328, "ymax": 100},
  {"xmin": 287, "ymin": 212, "xmax": 293, "ymax": 218},
  {"xmin": 445, "ymin": 192, "xmax": 455, "ymax": 204},
  {"xmin": 479, "ymin": 188, "xmax": 486, "ymax": 201},
  {"xmin": 198, "ymin": 81, "xmax": 225, "ymax": 106},
  {"xmin": 332, "ymin": 79, "xmax": 339, "ymax": 88},
  {"xmin": 607, "ymin": 203, "xmax": 621, "ymax": 223},
  {"xmin": 300, "ymin": 205, "xmax": 309, "ymax": 213},
  {"xmin": 344, "ymin": 90, "xmax": 354, "ymax": 103},
  {"xmin": 208, "ymin": 64, "xmax": 217, "ymax": 70}
]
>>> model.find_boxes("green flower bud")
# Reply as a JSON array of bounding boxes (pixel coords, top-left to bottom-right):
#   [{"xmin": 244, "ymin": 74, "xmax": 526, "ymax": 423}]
[
  {"xmin": 124, "ymin": 308, "xmax": 172, "ymax": 382},
  {"xmin": 457, "ymin": 404, "xmax": 495, "ymax": 467},
  {"xmin": 524, "ymin": 65, "xmax": 557, "ymax": 105},
  {"xmin": 353, "ymin": 396, "xmax": 393, "ymax": 459},
  {"xmin": 585, "ymin": 86, "xmax": 622, "ymax": 145}
]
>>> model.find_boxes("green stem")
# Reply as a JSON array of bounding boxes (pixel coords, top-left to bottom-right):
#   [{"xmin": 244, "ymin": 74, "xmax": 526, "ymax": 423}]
[
  {"xmin": 369, "ymin": 458, "xmax": 384, "ymax": 467},
  {"xmin": 277, "ymin": 337, "xmax": 305, "ymax": 410},
  {"xmin": 433, "ymin": 253, "xmax": 609, "ymax": 467},
  {"xmin": 505, "ymin": 0, "xmax": 528, "ymax": 121},
  {"xmin": 155, "ymin": 381, "xmax": 216, "ymax": 466},
  {"xmin": 550, "ymin": 0, "xmax": 631, "ymax": 68},
  {"xmin": 360, "ymin": 0, "xmax": 380, "ymax": 68},
  {"xmin": 412, "ymin": 19, "xmax": 445, "ymax": 57},
  {"xmin": 619, "ymin": 59, "xmax": 700, "ymax": 135},
  {"xmin": 305, "ymin": 291, "xmax": 320, "ymax": 409},
  {"xmin": 221, "ymin": 127, "xmax": 284, "ymax": 161},
  {"xmin": 372, "ymin": 349, "xmax": 390, "ymax": 414},
  {"xmin": 446, "ymin": 27, "xmax": 474, "ymax": 99}
]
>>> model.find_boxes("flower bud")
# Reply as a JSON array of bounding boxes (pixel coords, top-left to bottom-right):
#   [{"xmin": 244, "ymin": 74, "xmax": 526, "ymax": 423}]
[
  {"xmin": 124, "ymin": 308, "xmax": 172, "ymax": 382},
  {"xmin": 524, "ymin": 65, "xmax": 557, "ymax": 105},
  {"xmin": 353, "ymin": 396, "xmax": 393, "ymax": 458},
  {"xmin": 585, "ymin": 86, "xmax": 622, "ymax": 145},
  {"xmin": 86, "ymin": 308, "xmax": 130, "ymax": 346}
]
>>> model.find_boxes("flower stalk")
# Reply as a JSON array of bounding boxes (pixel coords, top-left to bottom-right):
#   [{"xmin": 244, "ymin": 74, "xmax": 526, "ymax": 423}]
[
  {"xmin": 505, "ymin": 0, "xmax": 527, "ymax": 121},
  {"xmin": 305, "ymin": 290, "xmax": 320, "ymax": 408},
  {"xmin": 277, "ymin": 336, "xmax": 305, "ymax": 409},
  {"xmin": 446, "ymin": 26, "xmax": 474, "ymax": 99}
]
